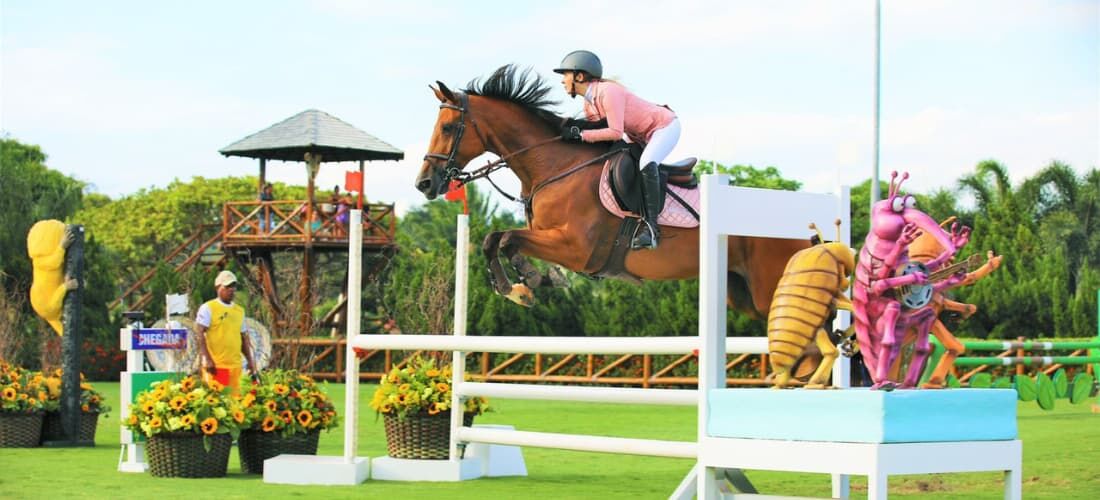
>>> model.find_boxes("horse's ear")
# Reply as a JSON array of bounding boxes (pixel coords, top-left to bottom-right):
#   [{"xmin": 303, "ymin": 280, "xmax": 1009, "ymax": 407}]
[
  {"xmin": 430, "ymin": 84, "xmax": 448, "ymax": 103},
  {"xmin": 436, "ymin": 81, "xmax": 457, "ymax": 103}
]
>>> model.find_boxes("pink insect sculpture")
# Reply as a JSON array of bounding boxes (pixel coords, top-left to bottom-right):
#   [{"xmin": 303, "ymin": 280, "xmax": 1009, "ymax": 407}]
[{"xmin": 852, "ymin": 172, "xmax": 970, "ymax": 390}]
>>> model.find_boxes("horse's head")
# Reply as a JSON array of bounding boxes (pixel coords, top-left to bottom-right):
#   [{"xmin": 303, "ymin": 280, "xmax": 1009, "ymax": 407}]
[{"xmin": 417, "ymin": 81, "xmax": 489, "ymax": 200}]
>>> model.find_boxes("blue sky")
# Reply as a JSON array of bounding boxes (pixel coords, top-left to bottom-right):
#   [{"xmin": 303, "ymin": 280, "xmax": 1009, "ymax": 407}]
[{"xmin": 2, "ymin": 0, "xmax": 1097, "ymax": 214}]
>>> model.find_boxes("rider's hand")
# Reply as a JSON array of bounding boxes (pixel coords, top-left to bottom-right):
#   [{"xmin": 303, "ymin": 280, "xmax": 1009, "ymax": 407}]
[{"xmin": 560, "ymin": 125, "xmax": 582, "ymax": 142}]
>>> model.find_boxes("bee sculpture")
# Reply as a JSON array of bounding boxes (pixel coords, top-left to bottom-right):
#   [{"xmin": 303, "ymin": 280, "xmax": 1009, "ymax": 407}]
[{"xmin": 767, "ymin": 221, "xmax": 855, "ymax": 389}]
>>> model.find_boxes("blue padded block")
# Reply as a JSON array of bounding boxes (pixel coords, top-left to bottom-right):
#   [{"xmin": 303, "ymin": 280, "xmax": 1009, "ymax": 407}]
[{"xmin": 707, "ymin": 388, "xmax": 1017, "ymax": 443}]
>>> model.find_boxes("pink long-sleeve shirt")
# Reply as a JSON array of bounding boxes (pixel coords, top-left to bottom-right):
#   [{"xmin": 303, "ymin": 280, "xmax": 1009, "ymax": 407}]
[{"xmin": 580, "ymin": 80, "xmax": 676, "ymax": 145}]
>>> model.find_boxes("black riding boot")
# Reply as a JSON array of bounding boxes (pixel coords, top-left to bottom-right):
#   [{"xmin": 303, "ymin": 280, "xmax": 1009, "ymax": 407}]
[{"xmin": 632, "ymin": 162, "xmax": 662, "ymax": 250}]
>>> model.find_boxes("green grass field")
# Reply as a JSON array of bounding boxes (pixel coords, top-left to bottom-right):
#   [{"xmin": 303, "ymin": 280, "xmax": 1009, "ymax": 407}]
[{"xmin": 1, "ymin": 382, "xmax": 1097, "ymax": 499}]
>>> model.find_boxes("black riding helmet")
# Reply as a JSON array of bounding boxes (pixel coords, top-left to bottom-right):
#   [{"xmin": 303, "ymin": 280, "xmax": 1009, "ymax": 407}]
[{"xmin": 553, "ymin": 50, "xmax": 603, "ymax": 79}]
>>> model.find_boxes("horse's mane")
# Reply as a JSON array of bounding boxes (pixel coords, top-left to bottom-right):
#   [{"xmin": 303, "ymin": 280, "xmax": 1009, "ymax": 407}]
[{"xmin": 464, "ymin": 65, "xmax": 564, "ymax": 129}]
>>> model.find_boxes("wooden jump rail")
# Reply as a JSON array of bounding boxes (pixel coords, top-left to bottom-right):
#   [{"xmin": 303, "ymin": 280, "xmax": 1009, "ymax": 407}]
[{"xmin": 272, "ymin": 337, "xmax": 779, "ymax": 387}]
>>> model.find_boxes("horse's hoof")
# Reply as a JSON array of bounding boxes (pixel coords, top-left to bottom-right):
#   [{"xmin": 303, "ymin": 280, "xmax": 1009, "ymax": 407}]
[{"xmin": 505, "ymin": 284, "xmax": 534, "ymax": 307}]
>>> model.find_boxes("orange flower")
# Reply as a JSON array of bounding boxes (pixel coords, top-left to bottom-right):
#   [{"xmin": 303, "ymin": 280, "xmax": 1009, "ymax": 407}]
[
  {"xmin": 180, "ymin": 376, "xmax": 195, "ymax": 392},
  {"xmin": 233, "ymin": 410, "xmax": 245, "ymax": 424},
  {"xmin": 200, "ymin": 417, "xmax": 218, "ymax": 435},
  {"xmin": 436, "ymin": 382, "xmax": 449, "ymax": 393},
  {"xmin": 2, "ymin": 387, "xmax": 16, "ymax": 400},
  {"xmin": 38, "ymin": 391, "xmax": 48, "ymax": 402},
  {"xmin": 280, "ymin": 410, "xmax": 293, "ymax": 423},
  {"xmin": 169, "ymin": 396, "xmax": 188, "ymax": 411},
  {"xmin": 426, "ymin": 368, "xmax": 440, "ymax": 378},
  {"xmin": 273, "ymin": 384, "xmax": 289, "ymax": 396},
  {"xmin": 127, "ymin": 413, "xmax": 138, "ymax": 425},
  {"xmin": 264, "ymin": 401, "xmax": 277, "ymax": 412},
  {"xmin": 81, "ymin": 404, "xmax": 90, "ymax": 412},
  {"xmin": 181, "ymin": 415, "xmax": 196, "ymax": 428},
  {"xmin": 427, "ymin": 402, "xmax": 441, "ymax": 415},
  {"xmin": 296, "ymin": 410, "xmax": 312, "ymax": 427},
  {"xmin": 149, "ymin": 416, "xmax": 162, "ymax": 429},
  {"xmin": 261, "ymin": 416, "xmax": 277, "ymax": 432}
]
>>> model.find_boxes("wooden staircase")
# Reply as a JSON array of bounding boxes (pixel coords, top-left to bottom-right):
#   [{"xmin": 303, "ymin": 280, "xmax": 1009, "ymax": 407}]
[{"xmin": 109, "ymin": 224, "xmax": 227, "ymax": 311}]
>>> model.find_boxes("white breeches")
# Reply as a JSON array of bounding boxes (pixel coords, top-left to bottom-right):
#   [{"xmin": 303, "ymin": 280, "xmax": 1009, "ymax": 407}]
[{"xmin": 639, "ymin": 118, "xmax": 680, "ymax": 169}]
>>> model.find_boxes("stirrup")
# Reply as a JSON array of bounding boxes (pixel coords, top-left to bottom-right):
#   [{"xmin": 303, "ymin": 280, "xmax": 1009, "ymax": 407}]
[{"xmin": 631, "ymin": 220, "xmax": 659, "ymax": 250}]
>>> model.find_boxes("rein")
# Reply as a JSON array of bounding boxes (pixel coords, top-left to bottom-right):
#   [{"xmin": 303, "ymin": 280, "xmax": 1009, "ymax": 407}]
[{"xmin": 424, "ymin": 89, "xmax": 627, "ymax": 216}]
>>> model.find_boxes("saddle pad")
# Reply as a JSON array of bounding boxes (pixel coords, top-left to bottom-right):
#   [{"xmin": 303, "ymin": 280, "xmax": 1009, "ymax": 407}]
[{"xmin": 598, "ymin": 160, "xmax": 700, "ymax": 228}]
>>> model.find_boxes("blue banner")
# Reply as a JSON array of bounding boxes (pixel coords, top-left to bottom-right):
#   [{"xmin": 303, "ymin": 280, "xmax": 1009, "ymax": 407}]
[{"xmin": 131, "ymin": 328, "xmax": 188, "ymax": 350}]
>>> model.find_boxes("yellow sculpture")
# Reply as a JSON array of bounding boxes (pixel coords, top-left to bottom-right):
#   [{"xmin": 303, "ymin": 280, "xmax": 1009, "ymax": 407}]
[
  {"xmin": 767, "ymin": 221, "xmax": 855, "ymax": 389},
  {"xmin": 27, "ymin": 220, "xmax": 77, "ymax": 335}
]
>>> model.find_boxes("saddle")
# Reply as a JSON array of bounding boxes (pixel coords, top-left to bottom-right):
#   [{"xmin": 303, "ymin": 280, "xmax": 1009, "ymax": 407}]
[{"xmin": 607, "ymin": 141, "xmax": 698, "ymax": 217}]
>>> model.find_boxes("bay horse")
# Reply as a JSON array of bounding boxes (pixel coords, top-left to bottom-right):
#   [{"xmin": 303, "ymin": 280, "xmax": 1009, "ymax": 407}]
[{"xmin": 416, "ymin": 65, "xmax": 809, "ymax": 318}]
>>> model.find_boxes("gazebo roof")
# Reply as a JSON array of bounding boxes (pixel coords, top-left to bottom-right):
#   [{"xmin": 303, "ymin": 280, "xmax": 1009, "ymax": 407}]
[{"xmin": 219, "ymin": 109, "xmax": 404, "ymax": 163}]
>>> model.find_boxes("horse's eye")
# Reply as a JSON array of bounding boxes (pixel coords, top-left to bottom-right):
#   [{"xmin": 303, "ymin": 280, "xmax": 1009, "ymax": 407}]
[{"xmin": 441, "ymin": 123, "xmax": 456, "ymax": 134}]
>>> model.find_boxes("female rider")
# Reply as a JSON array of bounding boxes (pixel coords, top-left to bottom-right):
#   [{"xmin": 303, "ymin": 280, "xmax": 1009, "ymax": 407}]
[{"xmin": 554, "ymin": 50, "xmax": 679, "ymax": 250}]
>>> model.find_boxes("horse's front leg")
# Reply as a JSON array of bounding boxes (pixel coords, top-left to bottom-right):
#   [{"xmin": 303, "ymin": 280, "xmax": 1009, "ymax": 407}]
[
  {"xmin": 482, "ymin": 231, "xmax": 514, "ymax": 296},
  {"xmin": 497, "ymin": 228, "xmax": 573, "ymax": 306}
]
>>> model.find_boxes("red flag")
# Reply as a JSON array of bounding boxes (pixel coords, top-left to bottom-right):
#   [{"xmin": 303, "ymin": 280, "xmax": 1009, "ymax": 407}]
[
  {"xmin": 444, "ymin": 180, "xmax": 468, "ymax": 214},
  {"xmin": 344, "ymin": 171, "xmax": 363, "ymax": 193}
]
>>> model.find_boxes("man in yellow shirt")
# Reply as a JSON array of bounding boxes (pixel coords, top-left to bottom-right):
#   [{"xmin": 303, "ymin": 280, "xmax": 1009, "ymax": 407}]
[{"xmin": 195, "ymin": 270, "xmax": 258, "ymax": 396}]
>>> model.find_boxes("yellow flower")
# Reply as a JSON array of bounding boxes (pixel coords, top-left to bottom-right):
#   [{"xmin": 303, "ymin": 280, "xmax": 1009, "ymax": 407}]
[
  {"xmin": 206, "ymin": 395, "xmax": 218, "ymax": 405},
  {"xmin": 169, "ymin": 396, "xmax": 188, "ymax": 411},
  {"xmin": 80, "ymin": 382, "xmax": 92, "ymax": 391},
  {"xmin": 186, "ymin": 391, "xmax": 201, "ymax": 401},
  {"xmin": 261, "ymin": 416, "xmax": 277, "ymax": 432},
  {"xmin": 241, "ymin": 393, "xmax": 255, "ymax": 408},
  {"xmin": 1, "ymin": 387, "xmax": 15, "ymax": 400},
  {"xmin": 379, "ymin": 403, "xmax": 392, "ymax": 413},
  {"xmin": 142, "ymin": 401, "xmax": 156, "ymax": 414},
  {"xmin": 296, "ymin": 410, "xmax": 312, "ymax": 427},
  {"xmin": 264, "ymin": 401, "xmax": 277, "ymax": 412},
  {"xmin": 208, "ymin": 380, "xmax": 224, "ymax": 393},
  {"xmin": 436, "ymin": 382, "xmax": 450, "ymax": 393},
  {"xmin": 200, "ymin": 417, "xmax": 218, "ymax": 435},
  {"xmin": 180, "ymin": 376, "xmax": 195, "ymax": 392},
  {"xmin": 38, "ymin": 391, "xmax": 48, "ymax": 402},
  {"xmin": 273, "ymin": 384, "xmax": 289, "ymax": 396},
  {"xmin": 127, "ymin": 414, "xmax": 138, "ymax": 426},
  {"xmin": 427, "ymin": 402, "xmax": 441, "ymax": 415},
  {"xmin": 233, "ymin": 410, "xmax": 245, "ymax": 424},
  {"xmin": 398, "ymin": 383, "xmax": 410, "ymax": 393},
  {"xmin": 180, "ymin": 414, "xmax": 196, "ymax": 428},
  {"xmin": 426, "ymin": 368, "xmax": 440, "ymax": 377},
  {"xmin": 279, "ymin": 410, "xmax": 293, "ymax": 423},
  {"xmin": 149, "ymin": 416, "xmax": 162, "ymax": 429}
]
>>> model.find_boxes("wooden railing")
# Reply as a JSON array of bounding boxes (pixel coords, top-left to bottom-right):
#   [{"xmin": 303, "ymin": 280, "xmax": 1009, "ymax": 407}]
[
  {"xmin": 222, "ymin": 200, "xmax": 396, "ymax": 247},
  {"xmin": 273, "ymin": 337, "xmax": 776, "ymax": 387},
  {"xmin": 274, "ymin": 336, "xmax": 1100, "ymax": 388}
]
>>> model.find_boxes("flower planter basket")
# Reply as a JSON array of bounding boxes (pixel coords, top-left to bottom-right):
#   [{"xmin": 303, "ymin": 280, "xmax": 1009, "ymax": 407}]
[
  {"xmin": 40, "ymin": 411, "xmax": 99, "ymax": 444},
  {"xmin": 146, "ymin": 432, "xmax": 232, "ymax": 478},
  {"xmin": 238, "ymin": 429, "xmax": 321, "ymax": 474},
  {"xmin": 0, "ymin": 412, "xmax": 44, "ymax": 448},
  {"xmin": 383, "ymin": 411, "xmax": 474, "ymax": 460}
]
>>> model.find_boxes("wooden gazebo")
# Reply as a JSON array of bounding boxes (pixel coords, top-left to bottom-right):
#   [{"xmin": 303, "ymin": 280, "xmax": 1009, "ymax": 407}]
[{"xmin": 218, "ymin": 109, "xmax": 404, "ymax": 337}]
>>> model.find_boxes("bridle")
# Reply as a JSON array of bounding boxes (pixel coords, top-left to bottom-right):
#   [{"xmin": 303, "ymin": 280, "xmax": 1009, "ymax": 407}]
[
  {"xmin": 422, "ymin": 88, "xmax": 626, "ymax": 217},
  {"xmin": 423, "ymin": 90, "xmax": 560, "ymax": 198}
]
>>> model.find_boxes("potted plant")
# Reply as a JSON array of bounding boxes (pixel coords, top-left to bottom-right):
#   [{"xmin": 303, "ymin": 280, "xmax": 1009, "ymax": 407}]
[
  {"xmin": 369, "ymin": 355, "xmax": 490, "ymax": 460},
  {"xmin": 122, "ymin": 376, "xmax": 246, "ymax": 477},
  {"xmin": 1, "ymin": 362, "xmax": 46, "ymax": 447},
  {"xmin": 237, "ymin": 369, "xmax": 339, "ymax": 474},
  {"xmin": 39, "ymin": 369, "xmax": 111, "ymax": 444}
]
